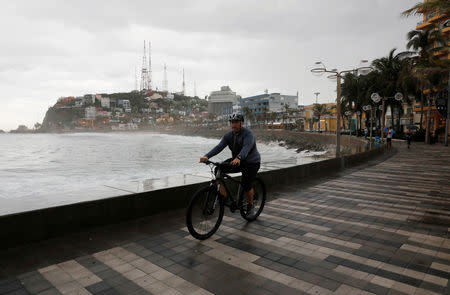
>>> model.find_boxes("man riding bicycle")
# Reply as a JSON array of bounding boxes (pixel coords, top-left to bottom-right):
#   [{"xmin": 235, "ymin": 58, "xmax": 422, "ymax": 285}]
[{"xmin": 200, "ymin": 113, "xmax": 261, "ymax": 216}]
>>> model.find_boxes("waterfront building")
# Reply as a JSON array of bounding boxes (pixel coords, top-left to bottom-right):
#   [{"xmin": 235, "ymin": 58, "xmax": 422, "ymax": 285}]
[
  {"xmin": 240, "ymin": 92, "xmax": 298, "ymax": 115},
  {"xmin": 304, "ymin": 102, "xmax": 337, "ymax": 132},
  {"xmin": 414, "ymin": 2, "xmax": 449, "ymax": 140},
  {"xmin": 416, "ymin": 4, "xmax": 449, "ymax": 60},
  {"xmin": 85, "ymin": 106, "xmax": 96, "ymax": 119},
  {"xmin": 120, "ymin": 100, "xmax": 131, "ymax": 113},
  {"xmin": 101, "ymin": 97, "xmax": 110, "ymax": 109},
  {"xmin": 207, "ymin": 86, "xmax": 239, "ymax": 115},
  {"xmin": 222, "ymin": 104, "xmax": 242, "ymax": 119}
]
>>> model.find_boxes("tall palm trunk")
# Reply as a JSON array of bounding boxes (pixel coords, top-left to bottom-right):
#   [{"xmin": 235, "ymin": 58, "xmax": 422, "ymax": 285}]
[
  {"xmin": 397, "ymin": 105, "xmax": 402, "ymax": 132},
  {"xmin": 425, "ymin": 95, "xmax": 431, "ymax": 144},
  {"xmin": 419, "ymin": 88, "xmax": 424, "ymax": 129}
]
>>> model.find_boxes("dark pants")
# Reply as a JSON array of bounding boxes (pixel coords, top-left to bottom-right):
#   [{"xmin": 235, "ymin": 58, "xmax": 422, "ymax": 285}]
[{"xmin": 217, "ymin": 159, "xmax": 260, "ymax": 192}]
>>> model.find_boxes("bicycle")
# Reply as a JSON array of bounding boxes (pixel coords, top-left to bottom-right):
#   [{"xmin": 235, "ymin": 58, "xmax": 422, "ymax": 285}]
[{"xmin": 186, "ymin": 160, "xmax": 266, "ymax": 240}]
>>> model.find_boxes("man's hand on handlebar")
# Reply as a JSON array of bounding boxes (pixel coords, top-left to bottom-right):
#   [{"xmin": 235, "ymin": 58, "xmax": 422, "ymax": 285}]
[
  {"xmin": 200, "ymin": 156, "xmax": 209, "ymax": 163},
  {"xmin": 230, "ymin": 158, "xmax": 241, "ymax": 166}
]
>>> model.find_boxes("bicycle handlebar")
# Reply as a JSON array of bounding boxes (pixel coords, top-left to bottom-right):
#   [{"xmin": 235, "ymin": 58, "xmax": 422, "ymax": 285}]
[{"xmin": 203, "ymin": 160, "xmax": 220, "ymax": 166}]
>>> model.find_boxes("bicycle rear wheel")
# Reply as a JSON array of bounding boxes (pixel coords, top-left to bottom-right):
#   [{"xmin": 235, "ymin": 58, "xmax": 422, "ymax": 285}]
[
  {"xmin": 186, "ymin": 186, "xmax": 224, "ymax": 240},
  {"xmin": 239, "ymin": 177, "xmax": 266, "ymax": 221}
]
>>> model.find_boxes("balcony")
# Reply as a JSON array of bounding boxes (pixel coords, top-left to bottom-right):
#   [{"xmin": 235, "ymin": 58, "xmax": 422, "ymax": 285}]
[
  {"xmin": 433, "ymin": 49, "xmax": 448, "ymax": 57},
  {"xmin": 428, "ymin": 9, "xmax": 447, "ymax": 22},
  {"xmin": 416, "ymin": 20, "xmax": 433, "ymax": 30}
]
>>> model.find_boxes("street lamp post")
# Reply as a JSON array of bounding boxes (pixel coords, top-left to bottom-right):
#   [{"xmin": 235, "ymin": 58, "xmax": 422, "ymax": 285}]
[
  {"xmin": 363, "ymin": 105, "xmax": 373, "ymax": 144},
  {"xmin": 314, "ymin": 92, "xmax": 320, "ymax": 104},
  {"xmin": 311, "ymin": 61, "xmax": 372, "ymax": 157}
]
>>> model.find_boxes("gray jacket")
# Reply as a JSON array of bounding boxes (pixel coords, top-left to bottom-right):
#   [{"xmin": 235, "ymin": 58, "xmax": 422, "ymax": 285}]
[{"xmin": 205, "ymin": 127, "xmax": 261, "ymax": 163}]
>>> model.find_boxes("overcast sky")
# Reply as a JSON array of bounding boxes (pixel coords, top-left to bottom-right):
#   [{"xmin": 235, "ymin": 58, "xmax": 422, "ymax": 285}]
[{"xmin": 0, "ymin": 0, "xmax": 420, "ymax": 131}]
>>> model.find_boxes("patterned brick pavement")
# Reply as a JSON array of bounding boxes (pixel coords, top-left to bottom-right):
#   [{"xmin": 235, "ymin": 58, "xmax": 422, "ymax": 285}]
[{"xmin": 0, "ymin": 142, "xmax": 449, "ymax": 295}]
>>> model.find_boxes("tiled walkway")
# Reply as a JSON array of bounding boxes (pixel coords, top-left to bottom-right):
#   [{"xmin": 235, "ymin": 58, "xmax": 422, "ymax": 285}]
[{"xmin": 1, "ymin": 142, "xmax": 449, "ymax": 295}]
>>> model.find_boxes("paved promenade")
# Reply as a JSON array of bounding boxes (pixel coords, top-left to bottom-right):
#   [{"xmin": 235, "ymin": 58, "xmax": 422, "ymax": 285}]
[{"xmin": 1, "ymin": 142, "xmax": 449, "ymax": 295}]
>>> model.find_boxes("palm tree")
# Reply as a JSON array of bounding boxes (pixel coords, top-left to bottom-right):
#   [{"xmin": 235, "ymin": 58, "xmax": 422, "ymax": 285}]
[
  {"xmin": 341, "ymin": 72, "xmax": 362, "ymax": 133},
  {"xmin": 402, "ymin": 0, "xmax": 449, "ymax": 17},
  {"xmin": 312, "ymin": 103, "xmax": 330, "ymax": 132},
  {"xmin": 371, "ymin": 48, "xmax": 415, "ymax": 132},
  {"xmin": 282, "ymin": 104, "xmax": 291, "ymax": 127},
  {"xmin": 242, "ymin": 106, "xmax": 253, "ymax": 127},
  {"xmin": 262, "ymin": 106, "xmax": 269, "ymax": 128}
]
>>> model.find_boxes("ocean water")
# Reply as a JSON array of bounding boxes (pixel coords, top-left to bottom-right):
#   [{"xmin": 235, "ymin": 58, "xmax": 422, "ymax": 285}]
[{"xmin": 0, "ymin": 132, "xmax": 326, "ymax": 215}]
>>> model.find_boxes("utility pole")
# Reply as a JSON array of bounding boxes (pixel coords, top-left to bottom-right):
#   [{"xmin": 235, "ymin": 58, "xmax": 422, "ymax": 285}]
[{"xmin": 336, "ymin": 78, "xmax": 341, "ymax": 157}]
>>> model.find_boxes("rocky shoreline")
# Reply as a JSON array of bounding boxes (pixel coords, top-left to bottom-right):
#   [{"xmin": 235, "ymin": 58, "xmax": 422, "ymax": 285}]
[
  {"xmin": 15, "ymin": 125, "xmax": 365, "ymax": 156},
  {"xmin": 147, "ymin": 126, "xmax": 337, "ymax": 155}
]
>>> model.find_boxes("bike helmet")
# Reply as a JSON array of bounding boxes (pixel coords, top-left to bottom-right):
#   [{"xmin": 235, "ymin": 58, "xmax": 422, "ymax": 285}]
[{"xmin": 229, "ymin": 113, "xmax": 244, "ymax": 122}]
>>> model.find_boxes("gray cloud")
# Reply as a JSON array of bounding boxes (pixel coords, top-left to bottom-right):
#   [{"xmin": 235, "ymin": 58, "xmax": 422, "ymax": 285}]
[{"xmin": 0, "ymin": 0, "xmax": 420, "ymax": 130}]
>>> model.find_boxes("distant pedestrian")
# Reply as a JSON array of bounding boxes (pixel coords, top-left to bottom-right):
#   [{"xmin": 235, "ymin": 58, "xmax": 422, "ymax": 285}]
[
  {"xmin": 406, "ymin": 130, "xmax": 412, "ymax": 149},
  {"xmin": 386, "ymin": 126, "xmax": 394, "ymax": 150},
  {"xmin": 364, "ymin": 127, "xmax": 368, "ymax": 139}
]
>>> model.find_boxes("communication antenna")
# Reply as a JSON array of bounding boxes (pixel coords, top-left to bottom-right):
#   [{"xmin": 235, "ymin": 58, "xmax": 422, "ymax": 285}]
[
  {"xmin": 148, "ymin": 41, "xmax": 152, "ymax": 90},
  {"xmin": 182, "ymin": 68, "xmax": 185, "ymax": 96},
  {"xmin": 162, "ymin": 63, "xmax": 168, "ymax": 92},
  {"xmin": 134, "ymin": 66, "xmax": 138, "ymax": 91},
  {"xmin": 140, "ymin": 40, "xmax": 150, "ymax": 91}
]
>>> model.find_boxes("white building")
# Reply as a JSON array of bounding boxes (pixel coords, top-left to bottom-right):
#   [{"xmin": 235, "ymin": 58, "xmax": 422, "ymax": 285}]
[
  {"xmin": 111, "ymin": 123, "xmax": 138, "ymax": 131},
  {"xmin": 208, "ymin": 86, "xmax": 239, "ymax": 115},
  {"xmin": 147, "ymin": 93, "xmax": 163, "ymax": 100},
  {"xmin": 85, "ymin": 106, "xmax": 96, "ymax": 119},
  {"xmin": 101, "ymin": 97, "xmax": 110, "ymax": 109},
  {"xmin": 240, "ymin": 92, "xmax": 298, "ymax": 114},
  {"xmin": 122, "ymin": 100, "xmax": 131, "ymax": 113}
]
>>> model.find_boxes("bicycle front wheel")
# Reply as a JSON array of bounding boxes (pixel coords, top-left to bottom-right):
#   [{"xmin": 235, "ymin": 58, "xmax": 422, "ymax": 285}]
[
  {"xmin": 239, "ymin": 177, "xmax": 266, "ymax": 221},
  {"xmin": 186, "ymin": 186, "xmax": 224, "ymax": 240}
]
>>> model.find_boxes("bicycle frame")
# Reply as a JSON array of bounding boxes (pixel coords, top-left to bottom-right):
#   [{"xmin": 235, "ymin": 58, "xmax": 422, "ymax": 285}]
[{"xmin": 207, "ymin": 162, "xmax": 243, "ymax": 211}]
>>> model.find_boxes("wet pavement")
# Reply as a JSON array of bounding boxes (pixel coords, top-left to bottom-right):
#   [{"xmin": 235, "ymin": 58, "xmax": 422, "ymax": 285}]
[{"xmin": 1, "ymin": 142, "xmax": 449, "ymax": 295}]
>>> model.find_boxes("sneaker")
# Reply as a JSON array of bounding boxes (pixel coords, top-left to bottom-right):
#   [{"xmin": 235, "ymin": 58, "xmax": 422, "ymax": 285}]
[{"xmin": 246, "ymin": 204, "xmax": 255, "ymax": 217}]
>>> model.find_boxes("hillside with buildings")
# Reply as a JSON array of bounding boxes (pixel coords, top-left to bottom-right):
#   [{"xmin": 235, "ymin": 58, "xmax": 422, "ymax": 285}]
[{"xmin": 40, "ymin": 90, "xmax": 208, "ymax": 132}]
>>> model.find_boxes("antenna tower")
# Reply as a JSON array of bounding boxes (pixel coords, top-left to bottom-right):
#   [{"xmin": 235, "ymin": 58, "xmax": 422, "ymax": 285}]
[
  {"xmin": 194, "ymin": 81, "xmax": 197, "ymax": 97},
  {"xmin": 162, "ymin": 63, "xmax": 168, "ymax": 92},
  {"xmin": 182, "ymin": 68, "xmax": 185, "ymax": 96},
  {"xmin": 148, "ymin": 41, "xmax": 152, "ymax": 90},
  {"xmin": 140, "ymin": 40, "xmax": 150, "ymax": 91},
  {"xmin": 134, "ymin": 66, "xmax": 138, "ymax": 91}
]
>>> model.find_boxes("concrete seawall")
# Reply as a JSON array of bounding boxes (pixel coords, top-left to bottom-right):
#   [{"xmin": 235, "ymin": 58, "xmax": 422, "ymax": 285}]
[{"xmin": 0, "ymin": 136, "xmax": 383, "ymax": 249}]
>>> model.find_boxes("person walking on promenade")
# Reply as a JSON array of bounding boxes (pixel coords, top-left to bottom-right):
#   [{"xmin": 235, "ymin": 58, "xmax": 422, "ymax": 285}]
[
  {"xmin": 200, "ymin": 113, "xmax": 261, "ymax": 217},
  {"xmin": 406, "ymin": 129, "xmax": 412, "ymax": 149},
  {"xmin": 386, "ymin": 126, "xmax": 394, "ymax": 150},
  {"xmin": 364, "ymin": 127, "xmax": 368, "ymax": 139}
]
